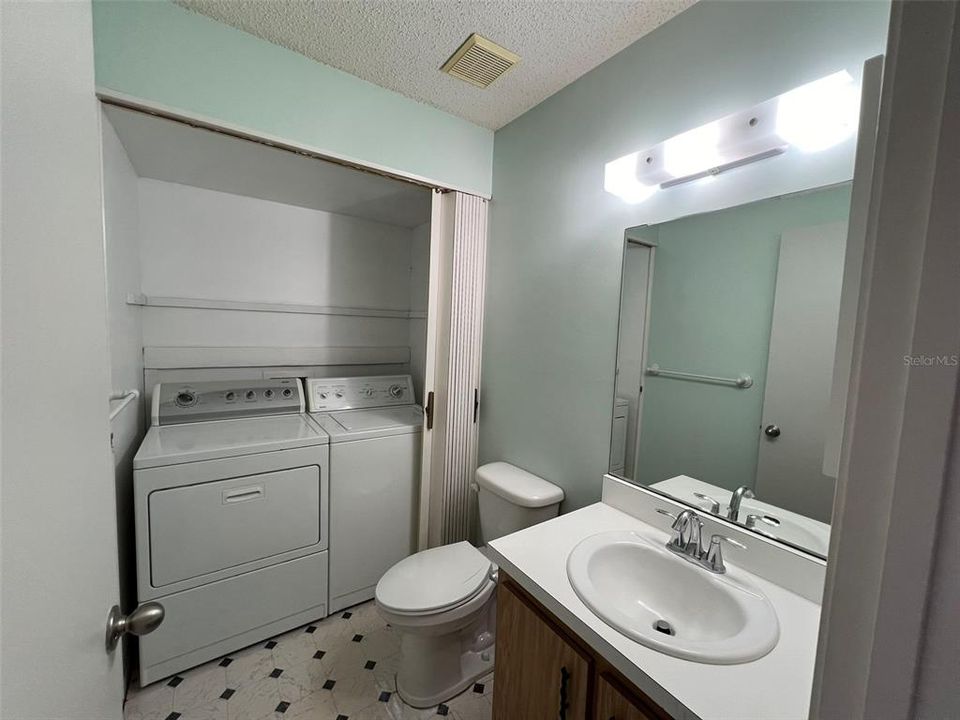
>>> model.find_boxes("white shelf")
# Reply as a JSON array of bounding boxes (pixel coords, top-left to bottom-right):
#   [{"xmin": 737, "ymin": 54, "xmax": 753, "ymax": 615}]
[
  {"xmin": 127, "ymin": 294, "xmax": 427, "ymax": 320},
  {"xmin": 143, "ymin": 345, "xmax": 411, "ymax": 370}
]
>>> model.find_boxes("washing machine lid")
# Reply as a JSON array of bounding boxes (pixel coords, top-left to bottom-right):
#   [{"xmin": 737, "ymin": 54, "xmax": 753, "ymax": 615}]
[
  {"xmin": 376, "ymin": 542, "xmax": 492, "ymax": 615},
  {"xmin": 312, "ymin": 405, "xmax": 423, "ymax": 442},
  {"xmin": 134, "ymin": 414, "xmax": 328, "ymax": 469}
]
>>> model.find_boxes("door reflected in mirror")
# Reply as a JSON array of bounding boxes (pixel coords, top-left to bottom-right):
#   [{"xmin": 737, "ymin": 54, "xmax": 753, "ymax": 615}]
[{"xmin": 610, "ymin": 184, "xmax": 857, "ymax": 558}]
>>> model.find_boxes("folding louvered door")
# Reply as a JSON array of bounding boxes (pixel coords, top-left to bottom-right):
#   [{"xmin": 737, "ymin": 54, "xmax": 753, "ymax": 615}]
[{"xmin": 418, "ymin": 191, "xmax": 489, "ymax": 548}]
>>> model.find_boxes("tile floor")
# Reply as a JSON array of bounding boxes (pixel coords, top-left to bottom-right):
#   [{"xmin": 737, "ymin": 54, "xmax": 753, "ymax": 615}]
[{"xmin": 124, "ymin": 601, "xmax": 493, "ymax": 720}]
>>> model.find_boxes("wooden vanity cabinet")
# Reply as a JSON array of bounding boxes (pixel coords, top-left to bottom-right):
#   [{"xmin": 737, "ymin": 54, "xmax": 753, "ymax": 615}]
[
  {"xmin": 594, "ymin": 673, "xmax": 661, "ymax": 720},
  {"xmin": 493, "ymin": 574, "xmax": 672, "ymax": 720},
  {"xmin": 492, "ymin": 574, "xmax": 591, "ymax": 718}
]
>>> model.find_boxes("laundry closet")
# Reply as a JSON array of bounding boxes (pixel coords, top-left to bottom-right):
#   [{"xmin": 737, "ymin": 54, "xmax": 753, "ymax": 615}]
[{"xmin": 100, "ymin": 104, "xmax": 486, "ymax": 684}]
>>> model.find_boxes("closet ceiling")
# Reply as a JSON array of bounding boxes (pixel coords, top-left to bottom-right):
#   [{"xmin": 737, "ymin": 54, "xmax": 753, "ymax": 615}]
[
  {"xmin": 175, "ymin": 0, "xmax": 697, "ymax": 130},
  {"xmin": 104, "ymin": 106, "xmax": 431, "ymax": 228}
]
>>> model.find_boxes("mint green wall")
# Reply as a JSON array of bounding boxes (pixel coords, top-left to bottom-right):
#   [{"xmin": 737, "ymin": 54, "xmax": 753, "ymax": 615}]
[
  {"xmin": 479, "ymin": 0, "xmax": 889, "ymax": 511},
  {"xmin": 636, "ymin": 185, "xmax": 852, "ymax": 492},
  {"xmin": 92, "ymin": 1, "xmax": 493, "ymax": 197}
]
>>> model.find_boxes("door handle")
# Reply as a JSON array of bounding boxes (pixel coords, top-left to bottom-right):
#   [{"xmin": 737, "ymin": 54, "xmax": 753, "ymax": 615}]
[
  {"xmin": 223, "ymin": 485, "xmax": 264, "ymax": 504},
  {"xmin": 764, "ymin": 424, "xmax": 781, "ymax": 438},
  {"xmin": 106, "ymin": 602, "xmax": 164, "ymax": 651},
  {"xmin": 424, "ymin": 391, "xmax": 435, "ymax": 430},
  {"xmin": 558, "ymin": 666, "xmax": 571, "ymax": 719}
]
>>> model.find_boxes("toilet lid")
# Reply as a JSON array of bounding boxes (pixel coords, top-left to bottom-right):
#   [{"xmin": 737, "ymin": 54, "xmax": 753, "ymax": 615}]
[{"xmin": 376, "ymin": 542, "xmax": 492, "ymax": 615}]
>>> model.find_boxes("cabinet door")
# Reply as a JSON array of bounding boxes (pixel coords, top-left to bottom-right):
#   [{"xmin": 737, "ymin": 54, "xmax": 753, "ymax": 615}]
[
  {"xmin": 594, "ymin": 673, "xmax": 661, "ymax": 720},
  {"xmin": 493, "ymin": 579, "xmax": 590, "ymax": 719}
]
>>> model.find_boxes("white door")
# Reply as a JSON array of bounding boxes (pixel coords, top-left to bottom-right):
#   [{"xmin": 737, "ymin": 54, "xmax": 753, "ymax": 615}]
[
  {"xmin": 417, "ymin": 192, "xmax": 488, "ymax": 549},
  {"xmin": 613, "ymin": 242, "xmax": 654, "ymax": 480},
  {"xmin": 417, "ymin": 191, "xmax": 455, "ymax": 549},
  {"xmin": 1, "ymin": 3, "xmax": 125, "ymax": 719},
  {"xmin": 755, "ymin": 222, "xmax": 847, "ymax": 522}
]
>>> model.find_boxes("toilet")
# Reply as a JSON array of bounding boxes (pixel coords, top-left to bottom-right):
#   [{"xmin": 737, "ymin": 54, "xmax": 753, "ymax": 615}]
[{"xmin": 375, "ymin": 461, "xmax": 564, "ymax": 708}]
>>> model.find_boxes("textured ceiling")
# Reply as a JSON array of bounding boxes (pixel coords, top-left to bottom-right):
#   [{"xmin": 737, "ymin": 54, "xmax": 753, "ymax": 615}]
[{"xmin": 175, "ymin": 0, "xmax": 697, "ymax": 130}]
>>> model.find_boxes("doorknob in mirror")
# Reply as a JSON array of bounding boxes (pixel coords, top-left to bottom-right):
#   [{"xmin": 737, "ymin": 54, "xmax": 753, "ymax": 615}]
[
  {"xmin": 105, "ymin": 602, "xmax": 164, "ymax": 651},
  {"xmin": 764, "ymin": 424, "xmax": 781, "ymax": 438}
]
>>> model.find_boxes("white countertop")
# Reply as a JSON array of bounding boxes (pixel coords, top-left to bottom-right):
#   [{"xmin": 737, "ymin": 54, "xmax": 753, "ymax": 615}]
[{"xmin": 488, "ymin": 502, "xmax": 822, "ymax": 720}]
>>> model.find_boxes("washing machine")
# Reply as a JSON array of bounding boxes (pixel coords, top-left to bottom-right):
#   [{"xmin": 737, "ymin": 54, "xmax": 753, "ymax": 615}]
[
  {"xmin": 132, "ymin": 378, "xmax": 329, "ymax": 685},
  {"xmin": 305, "ymin": 375, "xmax": 422, "ymax": 613}
]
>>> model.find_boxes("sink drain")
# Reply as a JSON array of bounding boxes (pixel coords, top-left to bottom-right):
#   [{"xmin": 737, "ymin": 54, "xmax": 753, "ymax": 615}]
[{"xmin": 653, "ymin": 619, "xmax": 676, "ymax": 636}]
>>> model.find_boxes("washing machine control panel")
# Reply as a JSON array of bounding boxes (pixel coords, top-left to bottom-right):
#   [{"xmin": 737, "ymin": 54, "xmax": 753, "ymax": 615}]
[
  {"xmin": 153, "ymin": 378, "xmax": 304, "ymax": 425},
  {"xmin": 306, "ymin": 375, "xmax": 415, "ymax": 412}
]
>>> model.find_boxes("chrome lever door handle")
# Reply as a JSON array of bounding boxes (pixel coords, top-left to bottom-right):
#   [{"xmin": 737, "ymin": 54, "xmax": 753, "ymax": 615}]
[{"xmin": 105, "ymin": 602, "xmax": 164, "ymax": 651}]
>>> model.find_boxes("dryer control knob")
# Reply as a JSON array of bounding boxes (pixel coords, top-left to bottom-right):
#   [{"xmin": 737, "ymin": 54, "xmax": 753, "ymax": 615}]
[
  {"xmin": 175, "ymin": 390, "xmax": 197, "ymax": 407},
  {"xmin": 389, "ymin": 385, "xmax": 405, "ymax": 399}
]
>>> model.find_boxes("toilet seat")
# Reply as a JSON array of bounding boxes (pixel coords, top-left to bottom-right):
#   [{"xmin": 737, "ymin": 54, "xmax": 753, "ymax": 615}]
[{"xmin": 376, "ymin": 541, "xmax": 492, "ymax": 617}]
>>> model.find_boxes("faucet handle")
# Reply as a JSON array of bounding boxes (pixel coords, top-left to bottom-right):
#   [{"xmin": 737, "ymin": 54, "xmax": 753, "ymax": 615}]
[
  {"xmin": 656, "ymin": 508, "xmax": 689, "ymax": 549},
  {"xmin": 693, "ymin": 492, "xmax": 721, "ymax": 515},
  {"xmin": 705, "ymin": 534, "xmax": 747, "ymax": 574},
  {"xmin": 656, "ymin": 507, "xmax": 687, "ymax": 531},
  {"xmin": 683, "ymin": 514, "xmax": 705, "ymax": 558},
  {"xmin": 745, "ymin": 513, "xmax": 781, "ymax": 530}
]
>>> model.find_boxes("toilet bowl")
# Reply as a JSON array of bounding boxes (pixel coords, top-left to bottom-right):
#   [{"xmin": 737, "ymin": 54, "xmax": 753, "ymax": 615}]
[{"xmin": 375, "ymin": 462, "xmax": 563, "ymax": 708}]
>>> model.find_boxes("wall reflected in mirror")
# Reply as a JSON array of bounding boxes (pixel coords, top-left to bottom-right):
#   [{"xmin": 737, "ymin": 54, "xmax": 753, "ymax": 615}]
[{"xmin": 610, "ymin": 184, "xmax": 856, "ymax": 558}]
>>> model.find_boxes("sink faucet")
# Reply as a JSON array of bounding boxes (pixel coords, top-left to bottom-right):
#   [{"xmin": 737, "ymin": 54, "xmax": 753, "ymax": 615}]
[
  {"xmin": 656, "ymin": 507, "xmax": 747, "ymax": 574},
  {"xmin": 727, "ymin": 486, "xmax": 756, "ymax": 522}
]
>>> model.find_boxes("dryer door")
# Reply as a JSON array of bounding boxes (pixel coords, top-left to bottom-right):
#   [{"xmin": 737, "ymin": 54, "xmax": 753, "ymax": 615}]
[
  {"xmin": 149, "ymin": 466, "xmax": 321, "ymax": 588},
  {"xmin": 134, "ymin": 444, "xmax": 329, "ymax": 600}
]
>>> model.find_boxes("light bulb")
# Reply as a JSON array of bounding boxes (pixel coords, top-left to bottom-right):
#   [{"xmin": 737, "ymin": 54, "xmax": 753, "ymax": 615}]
[
  {"xmin": 604, "ymin": 152, "xmax": 657, "ymax": 204},
  {"xmin": 776, "ymin": 71, "xmax": 860, "ymax": 152}
]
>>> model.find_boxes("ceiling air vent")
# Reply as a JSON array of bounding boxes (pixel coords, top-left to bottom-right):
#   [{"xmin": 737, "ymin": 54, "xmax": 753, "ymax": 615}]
[{"xmin": 441, "ymin": 33, "xmax": 520, "ymax": 89}]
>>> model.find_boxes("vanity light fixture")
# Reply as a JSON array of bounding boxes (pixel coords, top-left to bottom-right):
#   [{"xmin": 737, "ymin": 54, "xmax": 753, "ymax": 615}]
[
  {"xmin": 603, "ymin": 152, "xmax": 658, "ymax": 204},
  {"xmin": 775, "ymin": 71, "xmax": 861, "ymax": 152},
  {"xmin": 604, "ymin": 70, "xmax": 860, "ymax": 203}
]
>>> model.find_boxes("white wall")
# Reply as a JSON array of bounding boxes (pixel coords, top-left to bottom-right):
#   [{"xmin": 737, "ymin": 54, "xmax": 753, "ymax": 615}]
[
  {"xmin": 1, "ymin": 2, "xmax": 125, "ymax": 716},
  {"xmin": 101, "ymin": 112, "xmax": 145, "ymax": 673},
  {"xmin": 136, "ymin": 179, "xmax": 422, "ymax": 367},
  {"xmin": 139, "ymin": 179, "xmax": 414, "ymax": 308},
  {"xmin": 480, "ymin": 0, "xmax": 890, "ymax": 512}
]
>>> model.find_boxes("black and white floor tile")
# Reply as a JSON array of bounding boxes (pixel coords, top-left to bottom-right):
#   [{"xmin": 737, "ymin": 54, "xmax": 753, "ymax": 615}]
[{"xmin": 123, "ymin": 601, "xmax": 493, "ymax": 720}]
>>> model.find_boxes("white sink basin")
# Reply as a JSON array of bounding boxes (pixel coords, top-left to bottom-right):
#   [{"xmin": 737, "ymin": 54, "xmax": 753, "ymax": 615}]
[{"xmin": 567, "ymin": 530, "xmax": 779, "ymax": 664}]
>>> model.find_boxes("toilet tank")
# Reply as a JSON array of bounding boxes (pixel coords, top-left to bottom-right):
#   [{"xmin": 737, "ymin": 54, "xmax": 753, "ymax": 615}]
[{"xmin": 476, "ymin": 462, "xmax": 564, "ymax": 543}]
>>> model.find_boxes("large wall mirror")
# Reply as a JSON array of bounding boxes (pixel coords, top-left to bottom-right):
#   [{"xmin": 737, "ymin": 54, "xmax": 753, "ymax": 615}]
[{"xmin": 610, "ymin": 183, "xmax": 862, "ymax": 559}]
